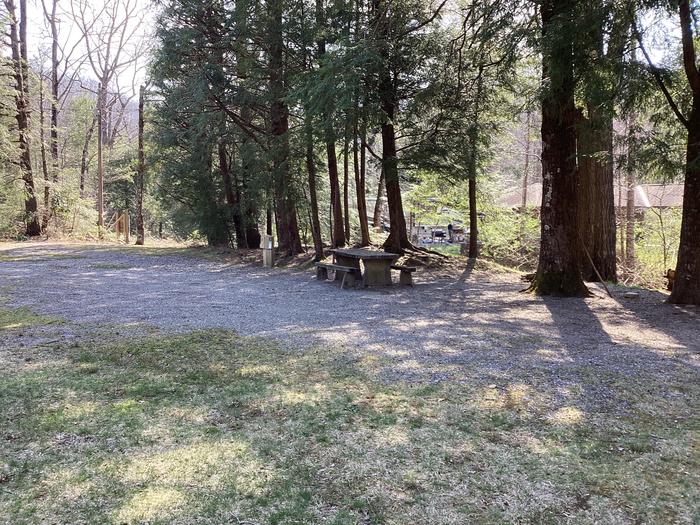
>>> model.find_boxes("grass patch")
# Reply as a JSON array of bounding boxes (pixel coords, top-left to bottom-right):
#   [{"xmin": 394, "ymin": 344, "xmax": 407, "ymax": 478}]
[
  {"xmin": 0, "ymin": 305, "xmax": 57, "ymax": 331},
  {"xmin": 0, "ymin": 253, "xmax": 86, "ymax": 263},
  {"xmin": 90, "ymin": 263, "xmax": 132, "ymax": 270},
  {"xmin": 0, "ymin": 327, "xmax": 697, "ymax": 524}
]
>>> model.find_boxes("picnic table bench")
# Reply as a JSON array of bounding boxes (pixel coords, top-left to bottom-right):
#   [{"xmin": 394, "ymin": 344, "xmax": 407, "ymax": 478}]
[
  {"xmin": 315, "ymin": 262, "xmax": 360, "ymax": 289},
  {"xmin": 315, "ymin": 248, "xmax": 417, "ymax": 288},
  {"xmin": 391, "ymin": 264, "xmax": 417, "ymax": 286}
]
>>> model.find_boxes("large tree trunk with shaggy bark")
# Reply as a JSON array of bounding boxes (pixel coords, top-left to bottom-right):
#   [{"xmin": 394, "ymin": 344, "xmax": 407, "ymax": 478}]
[
  {"xmin": 269, "ymin": 0, "xmax": 302, "ymax": 255},
  {"xmin": 528, "ymin": 0, "xmax": 588, "ymax": 296},
  {"xmin": 577, "ymin": 107, "xmax": 616, "ymax": 282},
  {"xmin": 670, "ymin": 101, "xmax": 700, "ymax": 304}
]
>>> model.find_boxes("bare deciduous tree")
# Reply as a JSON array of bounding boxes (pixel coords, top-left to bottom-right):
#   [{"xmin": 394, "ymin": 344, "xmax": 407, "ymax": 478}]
[
  {"xmin": 70, "ymin": 0, "xmax": 145, "ymax": 232},
  {"xmin": 4, "ymin": 0, "xmax": 41, "ymax": 236}
]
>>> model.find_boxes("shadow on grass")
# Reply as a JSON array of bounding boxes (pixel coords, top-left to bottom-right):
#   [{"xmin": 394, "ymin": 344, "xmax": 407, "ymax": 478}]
[{"xmin": 1, "ymin": 323, "xmax": 698, "ymax": 525}]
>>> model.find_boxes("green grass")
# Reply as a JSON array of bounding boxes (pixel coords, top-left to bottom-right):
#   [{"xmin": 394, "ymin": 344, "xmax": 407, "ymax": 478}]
[
  {"xmin": 89, "ymin": 263, "xmax": 132, "ymax": 270},
  {"xmin": 0, "ymin": 310, "xmax": 697, "ymax": 524},
  {"xmin": 0, "ymin": 253, "xmax": 85, "ymax": 263},
  {"xmin": 0, "ymin": 305, "xmax": 56, "ymax": 331},
  {"xmin": 423, "ymin": 242, "xmax": 462, "ymax": 257}
]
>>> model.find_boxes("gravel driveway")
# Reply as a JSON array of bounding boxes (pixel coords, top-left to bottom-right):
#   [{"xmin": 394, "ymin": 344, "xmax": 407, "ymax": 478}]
[{"xmin": 1, "ymin": 242, "xmax": 697, "ymax": 387}]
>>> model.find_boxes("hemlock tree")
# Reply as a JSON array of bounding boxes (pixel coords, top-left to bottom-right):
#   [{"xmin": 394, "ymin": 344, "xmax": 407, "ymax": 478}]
[
  {"xmin": 314, "ymin": 0, "xmax": 346, "ymax": 248},
  {"xmin": 267, "ymin": 0, "xmax": 303, "ymax": 255},
  {"xmin": 576, "ymin": 1, "xmax": 629, "ymax": 283},
  {"xmin": 368, "ymin": 0, "xmax": 449, "ymax": 253},
  {"xmin": 634, "ymin": 0, "xmax": 700, "ymax": 304},
  {"xmin": 528, "ymin": 0, "xmax": 589, "ymax": 296}
]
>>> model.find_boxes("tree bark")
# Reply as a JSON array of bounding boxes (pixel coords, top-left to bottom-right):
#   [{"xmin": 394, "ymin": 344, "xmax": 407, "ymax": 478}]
[
  {"xmin": 40, "ymin": 74, "xmax": 50, "ymax": 230},
  {"xmin": 305, "ymin": 122, "xmax": 325, "ymax": 260},
  {"xmin": 374, "ymin": 0, "xmax": 411, "ymax": 253},
  {"xmin": 241, "ymin": 107, "xmax": 262, "ymax": 249},
  {"xmin": 372, "ymin": 165, "xmax": 385, "ymax": 230},
  {"xmin": 468, "ymin": 177, "xmax": 478, "ymax": 257},
  {"xmin": 80, "ymin": 109, "xmax": 97, "ymax": 198},
  {"xmin": 46, "ymin": 0, "xmax": 59, "ymax": 218},
  {"xmin": 576, "ymin": 8, "xmax": 627, "ymax": 283},
  {"xmin": 520, "ymin": 107, "xmax": 531, "ymax": 246},
  {"xmin": 578, "ymin": 107, "xmax": 617, "ymax": 282},
  {"xmin": 343, "ymin": 118, "xmax": 351, "ymax": 243},
  {"xmin": 671, "ymin": 102, "xmax": 700, "ymax": 303},
  {"xmin": 380, "ymin": 114, "xmax": 410, "ymax": 253},
  {"xmin": 467, "ymin": 68, "xmax": 483, "ymax": 259},
  {"xmin": 135, "ymin": 85, "xmax": 145, "ymax": 245},
  {"xmin": 269, "ymin": 0, "xmax": 302, "ymax": 255},
  {"xmin": 354, "ymin": 111, "xmax": 371, "ymax": 245},
  {"xmin": 625, "ymin": 149, "xmax": 636, "ymax": 270},
  {"xmin": 666, "ymin": 0, "xmax": 700, "ymax": 303},
  {"xmin": 219, "ymin": 141, "xmax": 245, "ymax": 246},
  {"xmin": 528, "ymin": 0, "xmax": 588, "ymax": 296},
  {"xmin": 97, "ymin": 82, "xmax": 105, "ymax": 233},
  {"xmin": 316, "ymin": 0, "xmax": 345, "ymax": 247},
  {"xmin": 6, "ymin": 0, "xmax": 40, "ymax": 236}
]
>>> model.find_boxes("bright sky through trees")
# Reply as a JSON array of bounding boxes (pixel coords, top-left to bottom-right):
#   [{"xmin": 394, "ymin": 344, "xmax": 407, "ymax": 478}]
[{"xmin": 27, "ymin": 0, "xmax": 154, "ymax": 94}]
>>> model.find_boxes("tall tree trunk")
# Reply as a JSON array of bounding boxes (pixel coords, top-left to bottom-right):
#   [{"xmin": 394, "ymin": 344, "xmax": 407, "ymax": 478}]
[
  {"xmin": 355, "ymin": 110, "xmax": 371, "ymax": 245},
  {"xmin": 343, "ymin": 118, "xmax": 351, "ymax": 243},
  {"xmin": 241, "ymin": 107, "xmax": 261, "ymax": 249},
  {"xmin": 670, "ymin": 0, "xmax": 700, "ymax": 303},
  {"xmin": 97, "ymin": 82, "xmax": 105, "ymax": 234},
  {"xmin": 468, "ymin": 178, "xmax": 478, "ymax": 257},
  {"xmin": 528, "ymin": 0, "xmax": 588, "ymax": 296},
  {"xmin": 326, "ymin": 141, "xmax": 345, "ymax": 247},
  {"xmin": 625, "ymin": 151, "xmax": 636, "ymax": 271},
  {"xmin": 374, "ymin": 0, "xmax": 410, "ymax": 253},
  {"xmin": 372, "ymin": 165, "xmax": 385, "ymax": 229},
  {"xmin": 671, "ymin": 101, "xmax": 700, "ymax": 303},
  {"xmin": 47, "ymin": 0, "xmax": 59, "ymax": 217},
  {"xmin": 316, "ymin": 0, "xmax": 345, "ymax": 247},
  {"xmin": 219, "ymin": 141, "xmax": 245, "ymax": 246},
  {"xmin": 305, "ymin": 122, "xmax": 325, "ymax": 260},
  {"xmin": 577, "ymin": 108, "xmax": 616, "ymax": 282},
  {"xmin": 40, "ymin": 74, "xmax": 50, "ymax": 230},
  {"xmin": 467, "ymin": 68, "xmax": 483, "ymax": 259},
  {"xmin": 135, "ymin": 85, "xmax": 145, "ymax": 245},
  {"xmin": 6, "ymin": 0, "xmax": 40, "ymax": 236},
  {"xmin": 520, "ymin": 107, "xmax": 531, "ymax": 246},
  {"xmin": 577, "ymin": 8, "xmax": 626, "ymax": 283},
  {"xmin": 269, "ymin": 0, "xmax": 302, "ymax": 255},
  {"xmin": 231, "ymin": 0, "xmax": 261, "ymax": 250},
  {"xmin": 669, "ymin": 0, "xmax": 700, "ymax": 303},
  {"xmin": 80, "ymin": 109, "xmax": 97, "ymax": 198},
  {"xmin": 638, "ymin": 0, "xmax": 700, "ymax": 303},
  {"xmin": 380, "ymin": 113, "xmax": 410, "ymax": 253}
]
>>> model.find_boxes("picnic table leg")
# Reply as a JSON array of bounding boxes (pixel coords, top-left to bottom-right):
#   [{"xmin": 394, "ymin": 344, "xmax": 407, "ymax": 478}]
[
  {"xmin": 334, "ymin": 254, "xmax": 361, "ymax": 282},
  {"xmin": 362, "ymin": 259, "xmax": 393, "ymax": 286}
]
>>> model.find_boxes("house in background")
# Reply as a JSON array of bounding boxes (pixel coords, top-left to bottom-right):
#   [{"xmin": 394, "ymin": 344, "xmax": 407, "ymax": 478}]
[{"xmin": 497, "ymin": 183, "xmax": 684, "ymax": 210}]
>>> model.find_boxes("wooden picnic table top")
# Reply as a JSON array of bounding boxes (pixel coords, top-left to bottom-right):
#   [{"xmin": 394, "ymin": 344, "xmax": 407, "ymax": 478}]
[{"xmin": 329, "ymin": 248, "xmax": 398, "ymax": 260}]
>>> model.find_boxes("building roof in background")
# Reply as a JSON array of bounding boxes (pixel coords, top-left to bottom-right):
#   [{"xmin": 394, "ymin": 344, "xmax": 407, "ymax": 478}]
[{"xmin": 497, "ymin": 183, "xmax": 684, "ymax": 208}]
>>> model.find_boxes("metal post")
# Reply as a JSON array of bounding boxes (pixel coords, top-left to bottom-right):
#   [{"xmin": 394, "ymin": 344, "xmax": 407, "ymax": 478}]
[{"xmin": 262, "ymin": 234, "xmax": 274, "ymax": 268}]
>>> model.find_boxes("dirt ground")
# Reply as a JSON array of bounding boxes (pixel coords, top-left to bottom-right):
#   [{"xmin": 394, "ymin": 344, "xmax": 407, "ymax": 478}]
[
  {"xmin": 1, "ymin": 242, "xmax": 697, "ymax": 383},
  {"xmin": 1, "ymin": 241, "xmax": 698, "ymax": 524}
]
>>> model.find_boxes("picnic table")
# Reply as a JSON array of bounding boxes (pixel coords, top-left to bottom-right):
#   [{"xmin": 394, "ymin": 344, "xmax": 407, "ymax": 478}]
[{"xmin": 329, "ymin": 248, "xmax": 398, "ymax": 287}]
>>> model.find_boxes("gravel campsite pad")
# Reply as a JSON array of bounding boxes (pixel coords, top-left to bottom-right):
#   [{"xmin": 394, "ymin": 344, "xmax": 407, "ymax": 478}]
[{"xmin": 0, "ymin": 242, "xmax": 698, "ymax": 524}]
